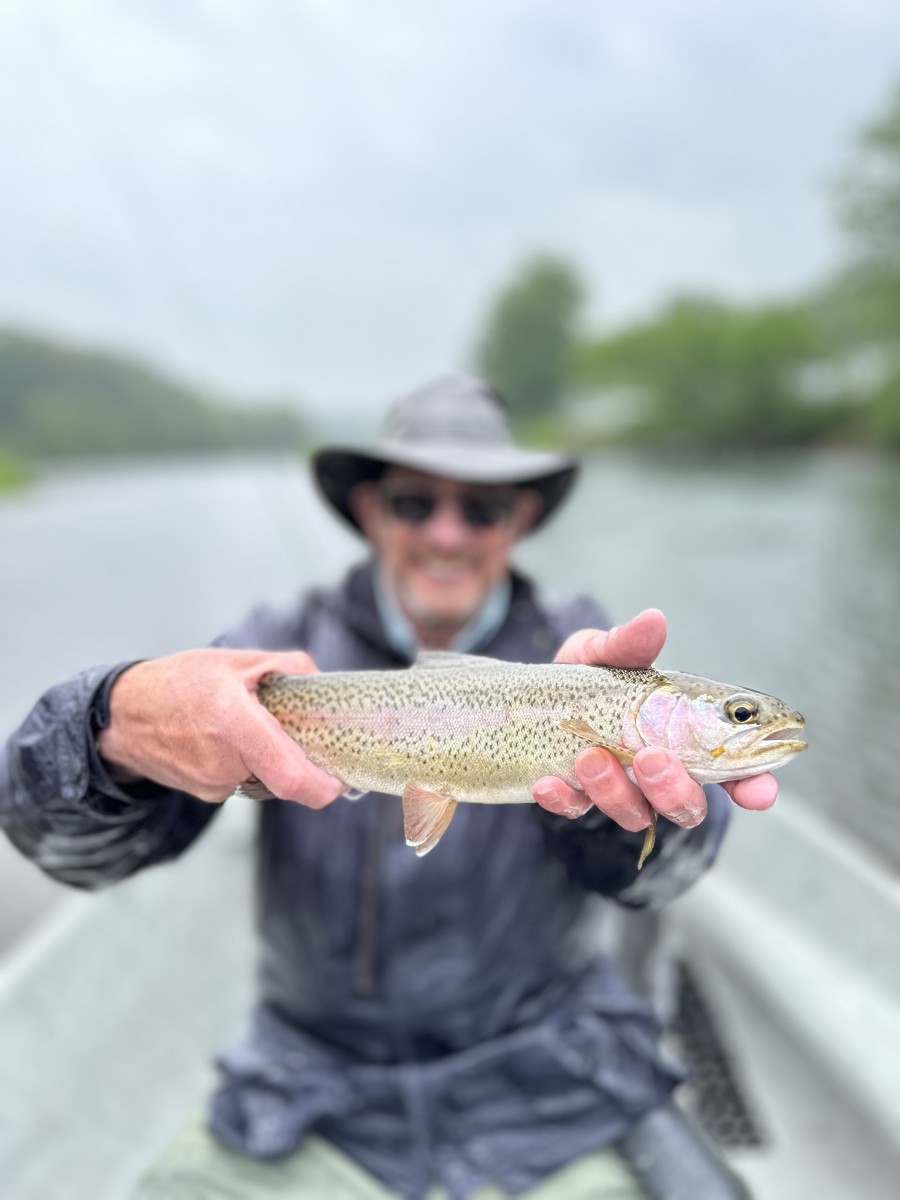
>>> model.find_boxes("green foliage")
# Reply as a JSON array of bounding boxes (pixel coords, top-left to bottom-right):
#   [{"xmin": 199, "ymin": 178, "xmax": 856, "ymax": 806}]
[
  {"xmin": 573, "ymin": 294, "xmax": 851, "ymax": 449},
  {"xmin": 0, "ymin": 330, "xmax": 308, "ymax": 460},
  {"xmin": 0, "ymin": 444, "xmax": 30, "ymax": 491},
  {"xmin": 475, "ymin": 255, "xmax": 584, "ymax": 419},
  {"xmin": 865, "ymin": 373, "xmax": 900, "ymax": 450},
  {"xmin": 835, "ymin": 81, "xmax": 900, "ymax": 334},
  {"xmin": 471, "ymin": 76, "xmax": 900, "ymax": 455},
  {"xmin": 827, "ymin": 76, "xmax": 900, "ymax": 451}
]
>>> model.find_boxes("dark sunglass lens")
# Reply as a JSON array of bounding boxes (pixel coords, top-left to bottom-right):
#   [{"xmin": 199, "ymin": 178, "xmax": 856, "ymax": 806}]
[
  {"xmin": 381, "ymin": 487, "xmax": 514, "ymax": 527},
  {"xmin": 385, "ymin": 493, "xmax": 436, "ymax": 524},
  {"xmin": 460, "ymin": 495, "xmax": 514, "ymax": 527}
]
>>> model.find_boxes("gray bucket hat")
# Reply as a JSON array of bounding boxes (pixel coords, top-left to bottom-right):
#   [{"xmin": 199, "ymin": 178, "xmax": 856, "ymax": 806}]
[{"xmin": 313, "ymin": 374, "xmax": 578, "ymax": 536}]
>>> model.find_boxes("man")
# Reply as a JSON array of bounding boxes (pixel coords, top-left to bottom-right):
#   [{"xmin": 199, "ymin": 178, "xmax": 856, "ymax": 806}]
[{"xmin": 0, "ymin": 376, "xmax": 771, "ymax": 1199}]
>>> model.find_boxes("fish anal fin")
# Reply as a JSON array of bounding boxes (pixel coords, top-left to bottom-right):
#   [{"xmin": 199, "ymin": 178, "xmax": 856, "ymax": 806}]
[
  {"xmin": 235, "ymin": 775, "xmax": 277, "ymax": 802},
  {"xmin": 402, "ymin": 783, "xmax": 459, "ymax": 857},
  {"xmin": 558, "ymin": 718, "xmax": 635, "ymax": 767}
]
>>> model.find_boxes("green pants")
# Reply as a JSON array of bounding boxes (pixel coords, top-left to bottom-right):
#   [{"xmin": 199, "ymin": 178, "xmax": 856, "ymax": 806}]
[{"xmin": 132, "ymin": 1110, "xmax": 646, "ymax": 1200}]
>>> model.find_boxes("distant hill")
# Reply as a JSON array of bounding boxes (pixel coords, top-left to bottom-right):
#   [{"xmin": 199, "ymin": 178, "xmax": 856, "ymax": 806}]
[{"xmin": 0, "ymin": 329, "xmax": 308, "ymax": 459}]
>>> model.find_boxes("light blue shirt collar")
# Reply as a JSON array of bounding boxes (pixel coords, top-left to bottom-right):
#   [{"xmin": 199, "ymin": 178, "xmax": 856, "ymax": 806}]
[{"xmin": 374, "ymin": 567, "xmax": 512, "ymax": 659}]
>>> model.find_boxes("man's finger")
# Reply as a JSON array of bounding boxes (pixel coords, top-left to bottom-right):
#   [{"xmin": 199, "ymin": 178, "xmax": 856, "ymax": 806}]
[
  {"xmin": 723, "ymin": 773, "xmax": 779, "ymax": 811},
  {"xmin": 240, "ymin": 705, "xmax": 344, "ymax": 809},
  {"xmin": 554, "ymin": 609, "xmax": 668, "ymax": 669},
  {"xmin": 573, "ymin": 748, "xmax": 654, "ymax": 831},
  {"xmin": 631, "ymin": 748, "xmax": 708, "ymax": 828},
  {"xmin": 244, "ymin": 651, "xmax": 318, "ymax": 689},
  {"xmin": 533, "ymin": 777, "xmax": 594, "ymax": 819}
]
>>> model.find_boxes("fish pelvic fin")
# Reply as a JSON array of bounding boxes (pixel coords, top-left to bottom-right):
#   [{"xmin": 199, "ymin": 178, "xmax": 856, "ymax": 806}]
[
  {"xmin": 402, "ymin": 783, "xmax": 459, "ymax": 857},
  {"xmin": 559, "ymin": 719, "xmax": 653, "ymax": 870},
  {"xmin": 558, "ymin": 718, "xmax": 636, "ymax": 768},
  {"xmin": 637, "ymin": 811, "xmax": 657, "ymax": 870}
]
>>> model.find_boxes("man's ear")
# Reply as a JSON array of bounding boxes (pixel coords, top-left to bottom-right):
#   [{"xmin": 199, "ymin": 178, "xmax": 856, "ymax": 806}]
[
  {"xmin": 512, "ymin": 488, "xmax": 542, "ymax": 537},
  {"xmin": 348, "ymin": 482, "xmax": 381, "ymax": 538}
]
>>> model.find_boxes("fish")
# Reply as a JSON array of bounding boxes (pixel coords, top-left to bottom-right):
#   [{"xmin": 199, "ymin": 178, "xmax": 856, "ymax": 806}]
[{"xmin": 249, "ymin": 652, "xmax": 806, "ymax": 867}]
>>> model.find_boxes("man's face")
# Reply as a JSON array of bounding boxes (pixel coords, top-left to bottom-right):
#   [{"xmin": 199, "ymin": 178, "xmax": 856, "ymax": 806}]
[{"xmin": 352, "ymin": 468, "xmax": 538, "ymax": 646}]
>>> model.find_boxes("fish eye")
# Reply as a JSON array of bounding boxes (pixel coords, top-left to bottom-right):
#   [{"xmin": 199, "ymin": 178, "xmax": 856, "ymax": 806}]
[{"xmin": 725, "ymin": 697, "xmax": 759, "ymax": 724}]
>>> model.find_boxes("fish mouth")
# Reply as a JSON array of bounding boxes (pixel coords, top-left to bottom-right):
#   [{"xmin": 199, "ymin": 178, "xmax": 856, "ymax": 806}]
[
  {"xmin": 749, "ymin": 720, "xmax": 807, "ymax": 758},
  {"xmin": 705, "ymin": 719, "xmax": 807, "ymax": 782}
]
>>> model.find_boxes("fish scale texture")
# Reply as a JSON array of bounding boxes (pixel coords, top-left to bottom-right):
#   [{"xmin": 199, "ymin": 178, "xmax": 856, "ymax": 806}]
[{"xmin": 258, "ymin": 663, "xmax": 663, "ymax": 801}]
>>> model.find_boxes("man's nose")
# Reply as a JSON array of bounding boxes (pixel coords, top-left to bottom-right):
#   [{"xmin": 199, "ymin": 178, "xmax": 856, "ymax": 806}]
[{"xmin": 423, "ymin": 496, "xmax": 470, "ymax": 545}]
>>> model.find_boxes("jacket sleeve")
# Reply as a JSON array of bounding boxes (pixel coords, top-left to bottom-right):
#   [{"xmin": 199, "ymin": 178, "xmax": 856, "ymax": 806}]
[
  {"xmin": 0, "ymin": 662, "xmax": 218, "ymax": 891},
  {"xmin": 537, "ymin": 589, "xmax": 732, "ymax": 907},
  {"xmin": 0, "ymin": 598, "xmax": 313, "ymax": 892}
]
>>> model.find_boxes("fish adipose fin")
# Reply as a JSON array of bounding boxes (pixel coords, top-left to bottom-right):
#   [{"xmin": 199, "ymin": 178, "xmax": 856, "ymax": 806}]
[
  {"xmin": 559, "ymin": 719, "xmax": 655, "ymax": 870},
  {"xmin": 403, "ymin": 783, "xmax": 459, "ymax": 856}
]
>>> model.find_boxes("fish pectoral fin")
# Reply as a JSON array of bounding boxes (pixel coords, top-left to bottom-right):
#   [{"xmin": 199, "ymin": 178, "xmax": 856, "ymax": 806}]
[
  {"xmin": 402, "ymin": 783, "xmax": 459, "ymax": 857},
  {"xmin": 558, "ymin": 718, "xmax": 636, "ymax": 767},
  {"xmin": 235, "ymin": 775, "xmax": 278, "ymax": 802}
]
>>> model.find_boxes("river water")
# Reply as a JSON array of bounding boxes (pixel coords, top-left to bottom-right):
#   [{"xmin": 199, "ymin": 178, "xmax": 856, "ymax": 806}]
[{"xmin": 1, "ymin": 450, "xmax": 898, "ymax": 898}]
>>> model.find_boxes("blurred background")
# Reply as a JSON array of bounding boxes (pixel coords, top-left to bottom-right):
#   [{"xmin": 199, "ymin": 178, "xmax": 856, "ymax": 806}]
[{"xmin": 1, "ymin": 3, "xmax": 899, "ymax": 1197}]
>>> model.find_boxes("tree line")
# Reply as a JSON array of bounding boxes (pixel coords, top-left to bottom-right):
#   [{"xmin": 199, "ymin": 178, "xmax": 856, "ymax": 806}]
[
  {"xmin": 475, "ymin": 79, "xmax": 900, "ymax": 452},
  {"xmin": 0, "ymin": 331, "xmax": 307, "ymax": 473},
  {"xmin": 3, "ymin": 78, "xmax": 897, "ymax": 474}
]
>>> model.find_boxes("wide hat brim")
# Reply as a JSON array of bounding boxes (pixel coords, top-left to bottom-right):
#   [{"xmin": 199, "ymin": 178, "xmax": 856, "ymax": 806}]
[{"xmin": 313, "ymin": 439, "xmax": 578, "ymax": 536}]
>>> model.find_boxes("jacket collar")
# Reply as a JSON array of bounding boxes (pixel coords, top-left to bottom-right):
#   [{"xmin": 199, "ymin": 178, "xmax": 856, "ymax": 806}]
[{"xmin": 334, "ymin": 560, "xmax": 545, "ymax": 664}]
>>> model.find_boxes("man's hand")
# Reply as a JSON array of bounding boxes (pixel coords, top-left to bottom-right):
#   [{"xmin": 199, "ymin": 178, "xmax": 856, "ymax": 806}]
[
  {"xmin": 532, "ymin": 609, "xmax": 779, "ymax": 831},
  {"xmin": 97, "ymin": 648, "xmax": 344, "ymax": 808}
]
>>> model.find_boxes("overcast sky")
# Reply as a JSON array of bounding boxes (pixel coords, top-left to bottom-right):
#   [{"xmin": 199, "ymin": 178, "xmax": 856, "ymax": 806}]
[{"xmin": 1, "ymin": 0, "xmax": 898, "ymax": 412}]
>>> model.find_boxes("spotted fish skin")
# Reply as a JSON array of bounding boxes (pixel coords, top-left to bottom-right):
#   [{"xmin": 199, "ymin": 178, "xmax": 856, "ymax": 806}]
[{"xmin": 255, "ymin": 652, "xmax": 806, "ymax": 803}]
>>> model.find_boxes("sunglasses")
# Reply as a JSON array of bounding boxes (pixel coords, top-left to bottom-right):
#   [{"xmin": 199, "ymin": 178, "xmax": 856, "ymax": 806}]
[{"xmin": 378, "ymin": 486, "xmax": 518, "ymax": 529}]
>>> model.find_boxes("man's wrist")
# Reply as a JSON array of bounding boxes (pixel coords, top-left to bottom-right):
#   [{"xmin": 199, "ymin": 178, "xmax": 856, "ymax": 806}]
[{"xmin": 90, "ymin": 661, "xmax": 145, "ymax": 783}]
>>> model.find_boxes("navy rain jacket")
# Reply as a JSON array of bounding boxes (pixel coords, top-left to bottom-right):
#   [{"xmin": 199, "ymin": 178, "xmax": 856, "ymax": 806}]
[{"xmin": 0, "ymin": 563, "xmax": 730, "ymax": 1199}]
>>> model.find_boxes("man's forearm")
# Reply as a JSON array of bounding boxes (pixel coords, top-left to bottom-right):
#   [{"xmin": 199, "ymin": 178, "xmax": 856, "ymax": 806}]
[{"xmin": 0, "ymin": 663, "xmax": 216, "ymax": 890}]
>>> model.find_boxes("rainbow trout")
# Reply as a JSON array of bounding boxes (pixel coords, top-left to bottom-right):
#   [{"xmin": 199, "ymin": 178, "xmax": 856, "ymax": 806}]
[{"xmin": 251, "ymin": 652, "xmax": 806, "ymax": 866}]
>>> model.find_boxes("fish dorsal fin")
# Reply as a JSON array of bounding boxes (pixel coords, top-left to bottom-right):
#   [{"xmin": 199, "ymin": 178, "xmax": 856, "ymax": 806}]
[
  {"xmin": 402, "ymin": 782, "xmax": 459, "ymax": 856},
  {"xmin": 558, "ymin": 718, "xmax": 636, "ymax": 767},
  {"xmin": 413, "ymin": 650, "xmax": 500, "ymax": 670}
]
